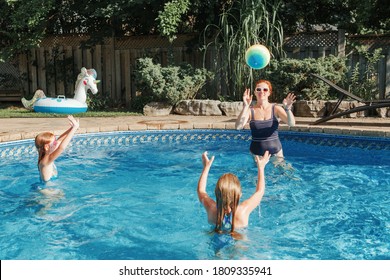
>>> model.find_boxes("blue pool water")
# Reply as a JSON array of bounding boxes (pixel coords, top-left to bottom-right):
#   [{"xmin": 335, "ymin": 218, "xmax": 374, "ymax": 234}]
[{"xmin": 0, "ymin": 130, "xmax": 389, "ymax": 260}]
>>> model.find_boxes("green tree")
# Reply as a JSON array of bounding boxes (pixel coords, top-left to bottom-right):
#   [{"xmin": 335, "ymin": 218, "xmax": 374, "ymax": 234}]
[
  {"xmin": 279, "ymin": 0, "xmax": 389, "ymax": 34},
  {"xmin": 0, "ymin": 0, "xmax": 166, "ymax": 60},
  {"xmin": 1, "ymin": 0, "xmax": 387, "ymax": 61},
  {"xmin": 0, "ymin": 0, "xmax": 55, "ymax": 61},
  {"xmin": 157, "ymin": 0, "xmax": 190, "ymax": 43}
]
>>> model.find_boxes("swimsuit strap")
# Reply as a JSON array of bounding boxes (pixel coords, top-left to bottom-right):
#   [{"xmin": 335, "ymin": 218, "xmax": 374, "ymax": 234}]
[
  {"xmin": 271, "ymin": 104, "xmax": 276, "ymax": 119},
  {"xmin": 250, "ymin": 107, "xmax": 255, "ymax": 121}
]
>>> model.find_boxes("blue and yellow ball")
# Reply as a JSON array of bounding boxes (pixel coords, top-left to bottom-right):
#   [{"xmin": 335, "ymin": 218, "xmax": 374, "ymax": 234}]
[{"xmin": 245, "ymin": 44, "xmax": 271, "ymax": 69}]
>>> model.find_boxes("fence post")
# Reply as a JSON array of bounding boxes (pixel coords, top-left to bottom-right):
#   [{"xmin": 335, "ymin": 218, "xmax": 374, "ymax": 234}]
[
  {"xmin": 46, "ymin": 47, "xmax": 55, "ymax": 97},
  {"xmin": 64, "ymin": 46, "xmax": 73, "ymax": 95},
  {"xmin": 111, "ymin": 35, "xmax": 117, "ymax": 101},
  {"xmin": 115, "ymin": 49, "xmax": 121, "ymax": 102},
  {"xmin": 337, "ymin": 29, "xmax": 345, "ymax": 57},
  {"xmin": 123, "ymin": 49, "xmax": 131, "ymax": 107},
  {"xmin": 94, "ymin": 45, "xmax": 102, "ymax": 94},
  {"xmin": 29, "ymin": 49, "xmax": 38, "ymax": 93},
  {"xmin": 18, "ymin": 52, "xmax": 29, "ymax": 96},
  {"xmin": 38, "ymin": 47, "xmax": 47, "ymax": 94},
  {"xmin": 377, "ymin": 50, "xmax": 384, "ymax": 99},
  {"xmin": 386, "ymin": 48, "xmax": 390, "ymax": 97},
  {"xmin": 57, "ymin": 46, "xmax": 65, "ymax": 95}
]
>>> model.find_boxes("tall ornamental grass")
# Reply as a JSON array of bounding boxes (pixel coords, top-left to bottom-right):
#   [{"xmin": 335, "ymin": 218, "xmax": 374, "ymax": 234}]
[{"xmin": 201, "ymin": 0, "xmax": 284, "ymax": 100}]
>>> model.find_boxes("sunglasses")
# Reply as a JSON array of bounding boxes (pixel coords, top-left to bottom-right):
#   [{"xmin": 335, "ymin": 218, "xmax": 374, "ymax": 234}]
[{"xmin": 255, "ymin": 88, "xmax": 269, "ymax": 92}]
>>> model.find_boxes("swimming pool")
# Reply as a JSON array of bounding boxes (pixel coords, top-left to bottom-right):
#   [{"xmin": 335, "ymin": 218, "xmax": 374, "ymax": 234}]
[{"xmin": 0, "ymin": 130, "xmax": 389, "ymax": 260}]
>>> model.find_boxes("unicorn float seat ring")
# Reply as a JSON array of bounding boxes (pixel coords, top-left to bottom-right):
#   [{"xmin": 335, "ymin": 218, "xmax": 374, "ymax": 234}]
[{"xmin": 21, "ymin": 67, "xmax": 100, "ymax": 114}]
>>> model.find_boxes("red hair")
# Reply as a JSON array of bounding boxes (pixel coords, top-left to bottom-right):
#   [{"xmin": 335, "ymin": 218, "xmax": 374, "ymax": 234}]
[
  {"xmin": 255, "ymin": 79, "xmax": 273, "ymax": 95},
  {"xmin": 35, "ymin": 132, "xmax": 54, "ymax": 163}
]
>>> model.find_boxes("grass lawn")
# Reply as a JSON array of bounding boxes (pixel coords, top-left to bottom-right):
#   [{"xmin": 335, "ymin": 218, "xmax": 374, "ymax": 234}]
[{"xmin": 0, "ymin": 103, "xmax": 142, "ymax": 118}]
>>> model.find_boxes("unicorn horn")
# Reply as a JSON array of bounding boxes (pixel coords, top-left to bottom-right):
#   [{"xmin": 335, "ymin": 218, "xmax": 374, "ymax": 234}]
[{"xmin": 94, "ymin": 80, "xmax": 101, "ymax": 84}]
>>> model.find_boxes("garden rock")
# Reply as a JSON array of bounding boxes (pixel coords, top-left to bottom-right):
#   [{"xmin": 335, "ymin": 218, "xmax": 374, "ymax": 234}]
[
  {"xmin": 322, "ymin": 101, "xmax": 367, "ymax": 118},
  {"xmin": 294, "ymin": 100, "xmax": 369, "ymax": 118},
  {"xmin": 143, "ymin": 102, "xmax": 173, "ymax": 116},
  {"xmin": 294, "ymin": 100, "xmax": 326, "ymax": 117},
  {"xmin": 219, "ymin": 101, "xmax": 244, "ymax": 117},
  {"xmin": 376, "ymin": 107, "xmax": 390, "ymax": 118},
  {"xmin": 174, "ymin": 100, "xmax": 222, "ymax": 116}
]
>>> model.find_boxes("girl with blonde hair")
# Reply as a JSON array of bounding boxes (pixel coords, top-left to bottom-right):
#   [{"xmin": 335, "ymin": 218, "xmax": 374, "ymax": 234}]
[{"xmin": 197, "ymin": 150, "xmax": 270, "ymax": 234}]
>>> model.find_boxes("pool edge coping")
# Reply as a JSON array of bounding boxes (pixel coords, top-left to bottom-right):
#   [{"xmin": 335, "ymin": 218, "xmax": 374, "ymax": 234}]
[
  {"xmin": 1, "ymin": 117, "xmax": 390, "ymax": 143},
  {"xmin": 2, "ymin": 129, "xmax": 390, "ymax": 149}
]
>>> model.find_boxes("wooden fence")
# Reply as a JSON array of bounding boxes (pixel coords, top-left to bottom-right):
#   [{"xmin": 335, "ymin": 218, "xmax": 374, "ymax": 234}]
[
  {"xmin": 12, "ymin": 34, "xmax": 205, "ymax": 105},
  {"xmin": 1, "ymin": 31, "xmax": 389, "ymax": 104}
]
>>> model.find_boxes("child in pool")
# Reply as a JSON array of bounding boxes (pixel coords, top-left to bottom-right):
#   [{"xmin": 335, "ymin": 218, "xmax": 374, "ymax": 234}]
[
  {"xmin": 197, "ymin": 150, "xmax": 270, "ymax": 234},
  {"xmin": 34, "ymin": 115, "xmax": 79, "ymax": 194}
]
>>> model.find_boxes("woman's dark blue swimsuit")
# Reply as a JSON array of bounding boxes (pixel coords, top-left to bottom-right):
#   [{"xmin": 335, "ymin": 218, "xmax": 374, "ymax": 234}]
[{"xmin": 249, "ymin": 105, "xmax": 282, "ymax": 155}]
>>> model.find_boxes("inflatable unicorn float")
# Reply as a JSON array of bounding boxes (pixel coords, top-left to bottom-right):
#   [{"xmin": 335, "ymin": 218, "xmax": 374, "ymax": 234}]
[{"xmin": 22, "ymin": 67, "xmax": 100, "ymax": 114}]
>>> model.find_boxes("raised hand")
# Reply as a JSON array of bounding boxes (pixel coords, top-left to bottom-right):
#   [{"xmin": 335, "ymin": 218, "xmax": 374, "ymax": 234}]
[
  {"xmin": 282, "ymin": 92, "xmax": 296, "ymax": 109},
  {"xmin": 202, "ymin": 151, "xmax": 215, "ymax": 168},
  {"xmin": 243, "ymin": 88, "xmax": 253, "ymax": 107},
  {"xmin": 255, "ymin": 150, "xmax": 271, "ymax": 169},
  {"xmin": 67, "ymin": 115, "xmax": 80, "ymax": 130}
]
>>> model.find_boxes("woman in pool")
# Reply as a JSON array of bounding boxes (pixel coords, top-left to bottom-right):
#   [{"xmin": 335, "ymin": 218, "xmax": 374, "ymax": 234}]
[
  {"xmin": 235, "ymin": 79, "xmax": 296, "ymax": 159},
  {"xmin": 197, "ymin": 150, "xmax": 270, "ymax": 234},
  {"xmin": 35, "ymin": 115, "xmax": 79, "ymax": 194}
]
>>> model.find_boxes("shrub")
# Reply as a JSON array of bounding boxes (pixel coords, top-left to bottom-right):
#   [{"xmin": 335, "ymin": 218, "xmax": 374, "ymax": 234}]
[
  {"xmin": 347, "ymin": 46, "xmax": 383, "ymax": 100},
  {"xmin": 87, "ymin": 91, "xmax": 116, "ymax": 111},
  {"xmin": 134, "ymin": 57, "xmax": 214, "ymax": 106},
  {"xmin": 262, "ymin": 55, "xmax": 348, "ymax": 101}
]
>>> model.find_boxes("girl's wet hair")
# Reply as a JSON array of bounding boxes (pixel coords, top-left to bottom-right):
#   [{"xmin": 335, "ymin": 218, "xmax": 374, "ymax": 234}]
[
  {"xmin": 214, "ymin": 173, "xmax": 242, "ymax": 234},
  {"xmin": 35, "ymin": 132, "xmax": 54, "ymax": 163}
]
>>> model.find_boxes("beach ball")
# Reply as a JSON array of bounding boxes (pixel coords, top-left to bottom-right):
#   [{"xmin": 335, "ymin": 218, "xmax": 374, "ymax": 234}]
[{"xmin": 245, "ymin": 44, "xmax": 271, "ymax": 69}]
